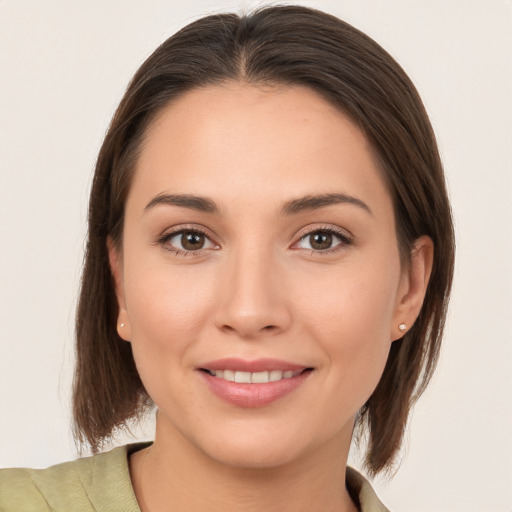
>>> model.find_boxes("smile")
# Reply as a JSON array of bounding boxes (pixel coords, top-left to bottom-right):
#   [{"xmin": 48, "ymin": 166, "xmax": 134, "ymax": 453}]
[
  {"xmin": 198, "ymin": 359, "xmax": 313, "ymax": 407},
  {"xmin": 204, "ymin": 369, "xmax": 303, "ymax": 383}
]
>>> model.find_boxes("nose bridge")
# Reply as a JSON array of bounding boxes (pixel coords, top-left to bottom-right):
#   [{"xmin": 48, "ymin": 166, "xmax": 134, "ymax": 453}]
[{"xmin": 214, "ymin": 239, "xmax": 290, "ymax": 338}]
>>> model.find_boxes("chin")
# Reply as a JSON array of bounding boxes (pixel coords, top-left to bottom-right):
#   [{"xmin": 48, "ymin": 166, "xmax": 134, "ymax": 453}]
[
  {"xmin": 205, "ymin": 438, "xmax": 305, "ymax": 470},
  {"xmin": 193, "ymin": 416, "xmax": 346, "ymax": 472}
]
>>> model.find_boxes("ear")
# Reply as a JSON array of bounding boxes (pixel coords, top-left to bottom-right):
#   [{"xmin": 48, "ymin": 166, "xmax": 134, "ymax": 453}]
[
  {"xmin": 391, "ymin": 235, "xmax": 434, "ymax": 341},
  {"xmin": 107, "ymin": 237, "xmax": 132, "ymax": 341}
]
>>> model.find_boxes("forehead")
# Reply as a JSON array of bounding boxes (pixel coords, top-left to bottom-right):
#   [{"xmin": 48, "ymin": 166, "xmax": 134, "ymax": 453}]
[{"xmin": 129, "ymin": 82, "xmax": 392, "ymax": 219}]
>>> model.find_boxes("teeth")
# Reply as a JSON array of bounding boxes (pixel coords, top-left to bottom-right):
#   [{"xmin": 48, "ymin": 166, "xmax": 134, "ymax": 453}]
[
  {"xmin": 234, "ymin": 371, "xmax": 251, "ymax": 383},
  {"xmin": 223, "ymin": 369, "xmax": 235, "ymax": 382},
  {"xmin": 251, "ymin": 371, "xmax": 269, "ymax": 383},
  {"xmin": 210, "ymin": 369, "xmax": 301, "ymax": 383},
  {"xmin": 269, "ymin": 370, "xmax": 283, "ymax": 382}
]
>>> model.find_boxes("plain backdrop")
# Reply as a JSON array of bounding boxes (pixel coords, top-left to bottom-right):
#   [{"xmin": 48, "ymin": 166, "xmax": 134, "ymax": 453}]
[{"xmin": 0, "ymin": 1, "xmax": 511, "ymax": 511}]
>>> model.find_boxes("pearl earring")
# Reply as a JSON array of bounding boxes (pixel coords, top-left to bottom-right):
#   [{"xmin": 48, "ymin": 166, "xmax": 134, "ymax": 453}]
[
  {"xmin": 398, "ymin": 323, "xmax": 407, "ymax": 332},
  {"xmin": 120, "ymin": 323, "xmax": 125, "ymax": 328}
]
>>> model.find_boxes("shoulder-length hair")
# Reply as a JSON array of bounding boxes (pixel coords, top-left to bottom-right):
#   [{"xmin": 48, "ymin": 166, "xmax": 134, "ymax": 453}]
[{"xmin": 73, "ymin": 5, "xmax": 455, "ymax": 476}]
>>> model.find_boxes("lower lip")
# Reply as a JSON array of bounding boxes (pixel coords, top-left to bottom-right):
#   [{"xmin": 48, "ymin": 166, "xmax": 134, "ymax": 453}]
[{"xmin": 200, "ymin": 370, "xmax": 312, "ymax": 408}]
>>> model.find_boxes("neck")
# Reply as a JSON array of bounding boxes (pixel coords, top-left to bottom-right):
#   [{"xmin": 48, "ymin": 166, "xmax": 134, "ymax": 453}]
[{"xmin": 130, "ymin": 415, "xmax": 358, "ymax": 512}]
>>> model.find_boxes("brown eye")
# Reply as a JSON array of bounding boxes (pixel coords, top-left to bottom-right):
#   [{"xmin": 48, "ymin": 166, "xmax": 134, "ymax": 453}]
[
  {"xmin": 296, "ymin": 229, "xmax": 349, "ymax": 252},
  {"xmin": 309, "ymin": 232, "xmax": 333, "ymax": 250},
  {"xmin": 181, "ymin": 232, "xmax": 205, "ymax": 250},
  {"xmin": 163, "ymin": 229, "xmax": 216, "ymax": 253}
]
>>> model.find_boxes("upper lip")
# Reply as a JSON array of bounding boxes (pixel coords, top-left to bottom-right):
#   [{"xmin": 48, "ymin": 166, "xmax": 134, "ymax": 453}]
[{"xmin": 199, "ymin": 358, "xmax": 310, "ymax": 373}]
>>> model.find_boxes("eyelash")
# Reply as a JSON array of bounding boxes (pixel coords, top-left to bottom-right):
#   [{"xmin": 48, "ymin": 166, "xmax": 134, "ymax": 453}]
[
  {"xmin": 157, "ymin": 225, "xmax": 217, "ymax": 257},
  {"xmin": 295, "ymin": 225, "xmax": 353, "ymax": 256},
  {"xmin": 157, "ymin": 225, "xmax": 353, "ymax": 257}
]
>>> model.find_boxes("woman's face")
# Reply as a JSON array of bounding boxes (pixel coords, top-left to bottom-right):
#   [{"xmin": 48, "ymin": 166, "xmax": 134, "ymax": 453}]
[{"xmin": 112, "ymin": 83, "xmax": 416, "ymax": 469}]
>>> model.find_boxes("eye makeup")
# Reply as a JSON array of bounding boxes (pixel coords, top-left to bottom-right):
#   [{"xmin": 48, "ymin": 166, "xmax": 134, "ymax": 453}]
[{"xmin": 156, "ymin": 223, "xmax": 353, "ymax": 258}]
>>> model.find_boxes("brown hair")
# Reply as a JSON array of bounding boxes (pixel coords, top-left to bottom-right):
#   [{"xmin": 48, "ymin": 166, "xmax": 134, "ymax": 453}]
[{"xmin": 73, "ymin": 5, "xmax": 455, "ymax": 476}]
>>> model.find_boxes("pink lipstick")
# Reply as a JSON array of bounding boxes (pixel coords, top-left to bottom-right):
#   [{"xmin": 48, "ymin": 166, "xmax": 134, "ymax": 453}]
[{"xmin": 198, "ymin": 358, "xmax": 313, "ymax": 408}]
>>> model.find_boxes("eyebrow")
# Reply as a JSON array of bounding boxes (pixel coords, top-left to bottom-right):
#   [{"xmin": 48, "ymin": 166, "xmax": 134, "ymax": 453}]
[
  {"xmin": 144, "ymin": 192, "xmax": 372, "ymax": 216},
  {"xmin": 145, "ymin": 194, "xmax": 219, "ymax": 213},
  {"xmin": 280, "ymin": 193, "xmax": 372, "ymax": 216}
]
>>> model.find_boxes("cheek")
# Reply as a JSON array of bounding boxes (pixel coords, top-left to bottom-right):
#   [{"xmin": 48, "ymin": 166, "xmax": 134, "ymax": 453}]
[
  {"xmin": 298, "ymin": 257, "xmax": 399, "ymax": 336},
  {"xmin": 296, "ymin": 260, "xmax": 399, "ymax": 398},
  {"xmin": 123, "ymin": 256, "xmax": 217, "ymax": 375},
  {"xmin": 123, "ymin": 264, "xmax": 223, "ymax": 417}
]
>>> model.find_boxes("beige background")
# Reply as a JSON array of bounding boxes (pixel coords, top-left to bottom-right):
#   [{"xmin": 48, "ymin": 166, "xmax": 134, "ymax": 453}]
[{"xmin": 0, "ymin": 1, "xmax": 511, "ymax": 510}]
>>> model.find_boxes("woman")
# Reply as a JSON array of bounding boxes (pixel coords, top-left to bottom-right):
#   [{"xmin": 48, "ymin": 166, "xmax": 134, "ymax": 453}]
[{"xmin": 0, "ymin": 5, "xmax": 454, "ymax": 511}]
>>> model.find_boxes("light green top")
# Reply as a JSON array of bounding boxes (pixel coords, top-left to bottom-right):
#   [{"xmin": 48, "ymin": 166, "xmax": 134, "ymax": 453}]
[{"xmin": 0, "ymin": 443, "xmax": 390, "ymax": 511}]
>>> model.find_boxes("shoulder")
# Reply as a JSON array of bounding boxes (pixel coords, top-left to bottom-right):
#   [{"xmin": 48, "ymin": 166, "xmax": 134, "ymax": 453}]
[
  {"xmin": 346, "ymin": 466, "xmax": 391, "ymax": 512},
  {"xmin": 0, "ymin": 443, "xmax": 146, "ymax": 512}
]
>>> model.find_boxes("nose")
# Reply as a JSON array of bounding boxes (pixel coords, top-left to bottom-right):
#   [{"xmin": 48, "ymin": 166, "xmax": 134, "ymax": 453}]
[{"xmin": 214, "ymin": 245, "xmax": 292, "ymax": 340}]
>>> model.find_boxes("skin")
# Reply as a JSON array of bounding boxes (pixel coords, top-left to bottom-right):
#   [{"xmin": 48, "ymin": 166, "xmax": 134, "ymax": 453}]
[{"xmin": 109, "ymin": 83, "xmax": 433, "ymax": 512}]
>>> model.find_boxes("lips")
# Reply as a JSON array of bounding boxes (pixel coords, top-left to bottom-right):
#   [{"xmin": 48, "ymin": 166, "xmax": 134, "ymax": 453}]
[
  {"xmin": 198, "ymin": 358, "xmax": 313, "ymax": 408},
  {"xmin": 201, "ymin": 357, "xmax": 307, "ymax": 373},
  {"xmin": 205, "ymin": 369, "xmax": 302, "ymax": 383}
]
